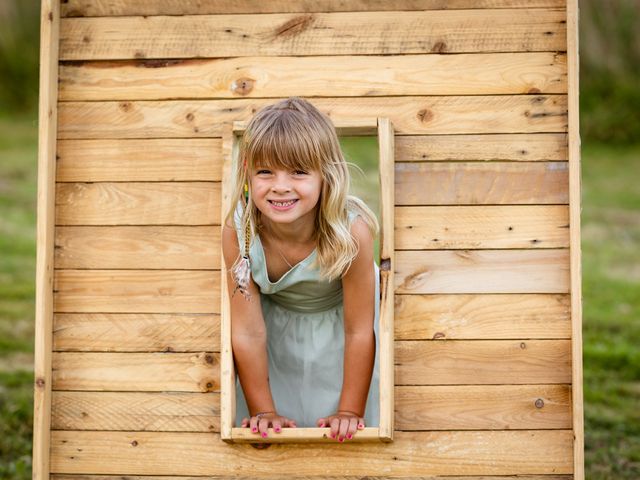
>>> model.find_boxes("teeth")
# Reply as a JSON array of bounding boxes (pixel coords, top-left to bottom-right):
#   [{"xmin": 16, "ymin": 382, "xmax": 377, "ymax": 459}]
[{"xmin": 271, "ymin": 200, "xmax": 296, "ymax": 207}]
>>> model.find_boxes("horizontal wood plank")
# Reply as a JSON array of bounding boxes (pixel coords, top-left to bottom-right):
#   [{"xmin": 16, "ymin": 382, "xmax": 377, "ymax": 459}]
[
  {"xmin": 61, "ymin": 0, "xmax": 567, "ymax": 17},
  {"xmin": 51, "ymin": 340, "xmax": 570, "ymax": 391},
  {"xmin": 53, "ymin": 270, "xmax": 220, "ymax": 314},
  {"xmin": 58, "ymin": 52, "xmax": 567, "ymax": 101},
  {"xmin": 49, "ymin": 430, "xmax": 573, "ymax": 475},
  {"xmin": 396, "ymin": 249, "xmax": 570, "ymax": 294},
  {"xmin": 55, "ymin": 183, "xmax": 221, "ymax": 225},
  {"xmin": 51, "ymin": 385, "xmax": 570, "ymax": 431},
  {"xmin": 395, "ymin": 294, "xmax": 571, "ymax": 340},
  {"xmin": 59, "ymin": 10, "xmax": 566, "ymax": 60},
  {"xmin": 395, "ymin": 162, "xmax": 568, "ymax": 205},
  {"xmin": 56, "ymin": 139, "xmax": 222, "ymax": 182},
  {"xmin": 54, "ymin": 226, "xmax": 221, "ymax": 269},
  {"xmin": 52, "ymin": 352, "xmax": 220, "ymax": 392},
  {"xmin": 53, "ymin": 313, "xmax": 220, "ymax": 352},
  {"xmin": 395, "ymin": 205, "xmax": 569, "ymax": 249},
  {"xmin": 57, "ymin": 96, "xmax": 568, "ymax": 139},
  {"xmin": 396, "ymin": 340, "xmax": 571, "ymax": 385},
  {"xmin": 396, "ymin": 133, "xmax": 568, "ymax": 161}
]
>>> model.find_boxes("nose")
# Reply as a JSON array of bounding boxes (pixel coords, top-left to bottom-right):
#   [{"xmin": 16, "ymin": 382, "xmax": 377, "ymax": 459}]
[{"xmin": 271, "ymin": 171, "xmax": 292, "ymax": 192}]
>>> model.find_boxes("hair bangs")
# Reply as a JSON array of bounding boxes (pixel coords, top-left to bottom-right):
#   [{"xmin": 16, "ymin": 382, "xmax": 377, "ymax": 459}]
[{"xmin": 245, "ymin": 114, "xmax": 322, "ymax": 173}]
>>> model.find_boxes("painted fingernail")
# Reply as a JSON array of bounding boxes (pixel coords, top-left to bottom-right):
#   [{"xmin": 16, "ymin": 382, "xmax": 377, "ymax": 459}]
[
  {"xmin": 275, "ymin": 427, "xmax": 281, "ymax": 432},
  {"xmin": 358, "ymin": 423, "xmax": 364, "ymax": 428},
  {"xmin": 331, "ymin": 433, "xmax": 335, "ymax": 438},
  {"xmin": 252, "ymin": 427, "xmax": 257, "ymax": 432},
  {"xmin": 262, "ymin": 432, "xmax": 267, "ymax": 438},
  {"xmin": 347, "ymin": 433, "xmax": 352, "ymax": 439},
  {"xmin": 339, "ymin": 436, "xmax": 344, "ymax": 442}
]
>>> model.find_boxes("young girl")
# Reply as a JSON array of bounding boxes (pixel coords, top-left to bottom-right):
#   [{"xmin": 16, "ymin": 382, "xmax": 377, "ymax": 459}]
[{"xmin": 222, "ymin": 97, "xmax": 380, "ymax": 443}]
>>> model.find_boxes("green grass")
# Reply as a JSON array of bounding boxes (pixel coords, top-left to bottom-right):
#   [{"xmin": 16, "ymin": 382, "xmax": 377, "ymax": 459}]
[
  {"xmin": 581, "ymin": 142, "xmax": 640, "ymax": 478},
  {"xmin": 0, "ymin": 111, "xmax": 38, "ymax": 479},
  {"xmin": 1, "ymin": 113, "xmax": 639, "ymax": 477}
]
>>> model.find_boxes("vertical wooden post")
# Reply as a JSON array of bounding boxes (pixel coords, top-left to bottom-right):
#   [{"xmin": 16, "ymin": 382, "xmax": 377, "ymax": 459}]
[
  {"xmin": 220, "ymin": 123, "xmax": 238, "ymax": 441},
  {"xmin": 33, "ymin": 0, "xmax": 60, "ymax": 478},
  {"xmin": 377, "ymin": 117, "xmax": 395, "ymax": 441},
  {"xmin": 567, "ymin": 0, "xmax": 584, "ymax": 478}
]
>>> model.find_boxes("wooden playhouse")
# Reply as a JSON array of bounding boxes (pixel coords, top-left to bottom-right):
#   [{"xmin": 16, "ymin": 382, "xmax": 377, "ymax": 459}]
[{"xmin": 33, "ymin": 0, "xmax": 584, "ymax": 478}]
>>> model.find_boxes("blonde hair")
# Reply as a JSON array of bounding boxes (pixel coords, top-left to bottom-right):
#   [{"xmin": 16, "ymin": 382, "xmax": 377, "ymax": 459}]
[{"xmin": 224, "ymin": 96, "xmax": 379, "ymax": 282}]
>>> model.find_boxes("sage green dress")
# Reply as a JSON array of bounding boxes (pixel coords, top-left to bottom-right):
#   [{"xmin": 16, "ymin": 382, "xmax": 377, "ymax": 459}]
[{"xmin": 233, "ymin": 202, "xmax": 380, "ymax": 428}]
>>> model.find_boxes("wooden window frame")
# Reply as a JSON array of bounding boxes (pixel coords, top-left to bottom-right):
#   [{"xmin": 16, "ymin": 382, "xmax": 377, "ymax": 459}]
[{"xmin": 220, "ymin": 117, "xmax": 395, "ymax": 443}]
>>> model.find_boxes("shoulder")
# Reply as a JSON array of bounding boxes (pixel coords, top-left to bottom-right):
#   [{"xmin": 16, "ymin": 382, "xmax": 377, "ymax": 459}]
[
  {"xmin": 342, "ymin": 214, "xmax": 374, "ymax": 279},
  {"xmin": 349, "ymin": 214, "xmax": 374, "ymax": 247}
]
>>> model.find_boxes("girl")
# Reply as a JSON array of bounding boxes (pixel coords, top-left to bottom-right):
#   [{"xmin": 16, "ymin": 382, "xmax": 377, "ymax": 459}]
[{"xmin": 222, "ymin": 97, "xmax": 380, "ymax": 443}]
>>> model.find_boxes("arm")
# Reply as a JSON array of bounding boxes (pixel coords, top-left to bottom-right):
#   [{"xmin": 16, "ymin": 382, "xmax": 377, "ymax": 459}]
[
  {"xmin": 337, "ymin": 217, "xmax": 377, "ymax": 416},
  {"xmin": 222, "ymin": 223, "xmax": 276, "ymax": 416}
]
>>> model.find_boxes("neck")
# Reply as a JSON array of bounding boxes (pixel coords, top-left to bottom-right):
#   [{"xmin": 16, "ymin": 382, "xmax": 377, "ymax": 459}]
[{"xmin": 259, "ymin": 213, "xmax": 317, "ymax": 246}]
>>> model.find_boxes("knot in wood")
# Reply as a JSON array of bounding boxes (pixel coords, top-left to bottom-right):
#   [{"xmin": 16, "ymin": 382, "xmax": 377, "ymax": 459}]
[
  {"xmin": 431, "ymin": 41, "xmax": 447, "ymax": 53},
  {"xmin": 231, "ymin": 77, "xmax": 255, "ymax": 96},
  {"xmin": 417, "ymin": 109, "xmax": 434, "ymax": 123},
  {"xmin": 535, "ymin": 398, "xmax": 545, "ymax": 408}
]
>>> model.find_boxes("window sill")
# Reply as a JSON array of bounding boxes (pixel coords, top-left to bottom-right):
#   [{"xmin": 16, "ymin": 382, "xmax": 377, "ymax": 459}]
[{"xmin": 225, "ymin": 427, "xmax": 390, "ymax": 443}]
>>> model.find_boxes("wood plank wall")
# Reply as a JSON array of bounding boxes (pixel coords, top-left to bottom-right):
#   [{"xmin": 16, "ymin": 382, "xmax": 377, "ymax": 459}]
[{"xmin": 43, "ymin": 0, "xmax": 580, "ymax": 478}]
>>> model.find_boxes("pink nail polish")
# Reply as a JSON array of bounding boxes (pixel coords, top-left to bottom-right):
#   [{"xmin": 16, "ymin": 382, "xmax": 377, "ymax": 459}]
[
  {"xmin": 347, "ymin": 433, "xmax": 352, "ymax": 439},
  {"xmin": 339, "ymin": 437, "xmax": 344, "ymax": 442},
  {"xmin": 252, "ymin": 427, "xmax": 257, "ymax": 432},
  {"xmin": 262, "ymin": 432, "xmax": 267, "ymax": 438}
]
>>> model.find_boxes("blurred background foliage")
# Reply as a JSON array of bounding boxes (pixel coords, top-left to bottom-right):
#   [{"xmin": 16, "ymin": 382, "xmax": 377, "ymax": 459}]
[
  {"xmin": 0, "ymin": 1, "xmax": 638, "ymax": 479},
  {"xmin": 2, "ymin": 1, "xmax": 637, "ymax": 142}
]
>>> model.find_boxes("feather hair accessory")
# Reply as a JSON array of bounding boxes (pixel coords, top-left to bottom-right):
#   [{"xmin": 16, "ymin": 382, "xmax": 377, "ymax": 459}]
[{"xmin": 231, "ymin": 187, "xmax": 252, "ymax": 300}]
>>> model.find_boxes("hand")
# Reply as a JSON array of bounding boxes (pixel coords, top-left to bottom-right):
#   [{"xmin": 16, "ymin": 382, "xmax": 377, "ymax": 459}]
[
  {"xmin": 316, "ymin": 410, "xmax": 365, "ymax": 442},
  {"xmin": 241, "ymin": 411, "xmax": 297, "ymax": 438}
]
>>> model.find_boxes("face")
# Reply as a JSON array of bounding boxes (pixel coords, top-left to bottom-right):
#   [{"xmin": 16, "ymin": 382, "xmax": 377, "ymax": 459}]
[{"xmin": 249, "ymin": 164, "xmax": 322, "ymax": 228}]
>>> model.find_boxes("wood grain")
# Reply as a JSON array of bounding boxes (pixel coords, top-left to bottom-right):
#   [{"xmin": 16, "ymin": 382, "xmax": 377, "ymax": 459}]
[
  {"xmin": 58, "ymin": 52, "xmax": 567, "ymax": 101},
  {"xmin": 49, "ymin": 430, "xmax": 573, "ymax": 476},
  {"xmin": 57, "ymin": 96, "xmax": 567, "ymax": 139},
  {"xmin": 58, "ymin": 10, "xmax": 566, "ymax": 60}
]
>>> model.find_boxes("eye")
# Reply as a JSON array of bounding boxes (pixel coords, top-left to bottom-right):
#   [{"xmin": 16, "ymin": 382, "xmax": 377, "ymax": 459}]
[
  {"xmin": 256, "ymin": 169, "xmax": 271, "ymax": 175},
  {"xmin": 293, "ymin": 169, "xmax": 308, "ymax": 175}
]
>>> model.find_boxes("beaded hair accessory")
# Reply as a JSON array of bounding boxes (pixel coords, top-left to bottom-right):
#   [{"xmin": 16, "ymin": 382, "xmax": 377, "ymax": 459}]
[{"xmin": 230, "ymin": 182, "xmax": 252, "ymax": 300}]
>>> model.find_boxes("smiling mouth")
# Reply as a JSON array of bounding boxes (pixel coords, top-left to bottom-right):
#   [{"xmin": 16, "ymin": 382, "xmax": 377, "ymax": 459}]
[{"xmin": 268, "ymin": 199, "xmax": 298, "ymax": 207}]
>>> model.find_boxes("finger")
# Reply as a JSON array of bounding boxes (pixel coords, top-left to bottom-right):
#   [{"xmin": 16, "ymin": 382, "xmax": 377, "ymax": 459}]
[
  {"xmin": 338, "ymin": 418, "xmax": 349, "ymax": 442},
  {"xmin": 346, "ymin": 417, "xmax": 358, "ymax": 440},
  {"xmin": 249, "ymin": 416, "xmax": 259, "ymax": 434},
  {"xmin": 258, "ymin": 417, "xmax": 269, "ymax": 438},
  {"xmin": 330, "ymin": 417, "xmax": 340, "ymax": 439},
  {"xmin": 273, "ymin": 419, "xmax": 282, "ymax": 433},
  {"xmin": 316, "ymin": 417, "xmax": 327, "ymax": 428},
  {"xmin": 241, "ymin": 417, "xmax": 249, "ymax": 428},
  {"xmin": 288, "ymin": 418, "xmax": 297, "ymax": 428},
  {"xmin": 358, "ymin": 417, "xmax": 365, "ymax": 429}
]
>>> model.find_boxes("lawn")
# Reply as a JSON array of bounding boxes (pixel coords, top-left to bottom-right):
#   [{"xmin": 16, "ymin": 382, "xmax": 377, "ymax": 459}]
[{"xmin": 0, "ymin": 112, "xmax": 638, "ymax": 478}]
